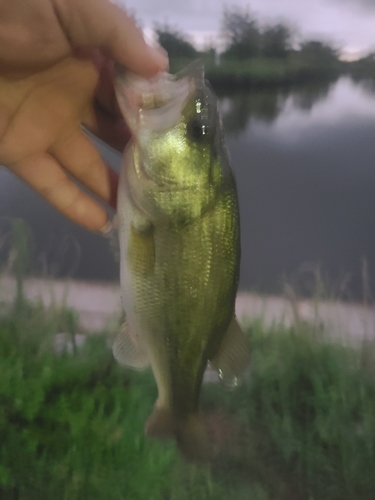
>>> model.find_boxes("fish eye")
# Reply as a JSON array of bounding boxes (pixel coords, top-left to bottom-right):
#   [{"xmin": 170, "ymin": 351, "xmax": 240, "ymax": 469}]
[{"xmin": 187, "ymin": 118, "xmax": 209, "ymax": 142}]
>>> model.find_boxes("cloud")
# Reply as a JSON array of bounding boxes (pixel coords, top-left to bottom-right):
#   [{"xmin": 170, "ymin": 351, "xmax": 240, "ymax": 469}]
[
  {"xmin": 331, "ymin": 0, "xmax": 375, "ymax": 11},
  {"xmin": 115, "ymin": 0, "xmax": 375, "ymax": 53}
]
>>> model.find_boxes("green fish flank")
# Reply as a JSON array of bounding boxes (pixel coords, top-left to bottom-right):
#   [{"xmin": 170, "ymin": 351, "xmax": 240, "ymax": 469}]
[{"xmin": 114, "ymin": 62, "xmax": 250, "ymax": 462}]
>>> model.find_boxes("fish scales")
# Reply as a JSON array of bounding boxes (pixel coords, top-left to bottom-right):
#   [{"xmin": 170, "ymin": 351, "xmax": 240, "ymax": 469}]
[{"xmin": 114, "ymin": 62, "xmax": 250, "ymax": 461}]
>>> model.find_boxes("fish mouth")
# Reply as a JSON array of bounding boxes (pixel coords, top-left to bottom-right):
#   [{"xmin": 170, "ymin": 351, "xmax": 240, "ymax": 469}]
[
  {"xmin": 118, "ymin": 62, "xmax": 210, "ymax": 192},
  {"xmin": 116, "ymin": 68, "xmax": 193, "ymax": 134}
]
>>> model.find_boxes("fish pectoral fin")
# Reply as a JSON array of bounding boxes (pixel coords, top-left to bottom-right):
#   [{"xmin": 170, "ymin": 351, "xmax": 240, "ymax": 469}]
[
  {"xmin": 112, "ymin": 321, "xmax": 150, "ymax": 370},
  {"xmin": 209, "ymin": 316, "xmax": 251, "ymax": 387}
]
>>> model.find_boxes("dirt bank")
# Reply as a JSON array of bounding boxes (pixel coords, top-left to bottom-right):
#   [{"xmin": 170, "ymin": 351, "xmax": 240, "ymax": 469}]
[{"xmin": 1, "ymin": 275, "xmax": 374, "ymax": 344}]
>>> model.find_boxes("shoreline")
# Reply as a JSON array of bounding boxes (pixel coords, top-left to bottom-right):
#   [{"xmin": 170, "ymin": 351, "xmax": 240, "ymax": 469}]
[
  {"xmin": 167, "ymin": 56, "xmax": 351, "ymax": 91},
  {"xmin": 1, "ymin": 275, "xmax": 374, "ymax": 344}
]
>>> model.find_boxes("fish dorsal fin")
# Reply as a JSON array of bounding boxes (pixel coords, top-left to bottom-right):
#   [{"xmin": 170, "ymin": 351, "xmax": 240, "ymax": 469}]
[
  {"xmin": 113, "ymin": 321, "xmax": 150, "ymax": 370},
  {"xmin": 209, "ymin": 316, "xmax": 251, "ymax": 388}
]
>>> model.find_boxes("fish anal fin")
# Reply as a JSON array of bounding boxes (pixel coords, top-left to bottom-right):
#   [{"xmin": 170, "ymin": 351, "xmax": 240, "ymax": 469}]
[
  {"xmin": 209, "ymin": 316, "xmax": 251, "ymax": 388},
  {"xmin": 113, "ymin": 321, "xmax": 150, "ymax": 370}
]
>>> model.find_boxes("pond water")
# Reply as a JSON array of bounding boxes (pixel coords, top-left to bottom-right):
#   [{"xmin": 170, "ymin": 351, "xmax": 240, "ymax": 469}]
[{"xmin": 1, "ymin": 76, "xmax": 375, "ymax": 300}]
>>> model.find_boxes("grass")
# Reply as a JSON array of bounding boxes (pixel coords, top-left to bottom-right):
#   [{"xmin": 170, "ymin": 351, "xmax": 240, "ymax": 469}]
[
  {"xmin": 1, "ymin": 219, "xmax": 375, "ymax": 499},
  {"xmin": 1, "ymin": 290, "xmax": 375, "ymax": 499},
  {"xmin": 0, "ymin": 300, "xmax": 175, "ymax": 500},
  {"xmin": 204, "ymin": 320, "xmax": 375, "ymax": 499}
]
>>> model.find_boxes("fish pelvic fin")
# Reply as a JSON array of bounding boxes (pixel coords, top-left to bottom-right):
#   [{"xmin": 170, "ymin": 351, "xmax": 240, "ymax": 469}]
[
  {"xmin": 209, "ymin": 315, "xmax": 251, "ymax": 388},
  {"xmin": 112, "ymin": 321, "xmax": 150, "ymax": 370},
  {"xmin": 145, "ymin": 406, "xmax": 211, "ymax": 463}
]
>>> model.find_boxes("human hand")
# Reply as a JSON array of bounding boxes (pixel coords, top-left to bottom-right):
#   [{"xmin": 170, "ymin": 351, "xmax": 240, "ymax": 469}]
[{"xmin": 0, "ymin": 0, "xmax": 168, "ymax": 232}]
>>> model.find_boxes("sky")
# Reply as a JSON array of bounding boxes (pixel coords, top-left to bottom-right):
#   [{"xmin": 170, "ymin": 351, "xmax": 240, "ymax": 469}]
[{"xmin": 116, "ymin": 0, "xmax": 375, "ymax": 58}]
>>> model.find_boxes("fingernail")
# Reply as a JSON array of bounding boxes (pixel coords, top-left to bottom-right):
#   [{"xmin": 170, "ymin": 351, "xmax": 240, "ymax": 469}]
[
  {"xmin": 98, "ymin": 219, "xmax": 114, "ymax": 237},
  {"xmin": 147, "ymin": 44, "xmax": 169, "ymax": 71},
  {"xmin": 112, "ymin": 214, "xmax": 119, "ymax": 230}
]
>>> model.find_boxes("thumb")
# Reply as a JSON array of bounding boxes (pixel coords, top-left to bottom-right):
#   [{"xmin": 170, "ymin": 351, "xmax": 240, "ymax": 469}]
[{"xmin": 53, "ymin": 0, "xmax": 168, "ymax": 77}]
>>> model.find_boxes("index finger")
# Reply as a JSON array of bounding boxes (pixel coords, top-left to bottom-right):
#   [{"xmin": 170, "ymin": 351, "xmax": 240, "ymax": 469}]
[{"xmin": 52, "ymin": 0, "xmax": 169, "ymax": 77}]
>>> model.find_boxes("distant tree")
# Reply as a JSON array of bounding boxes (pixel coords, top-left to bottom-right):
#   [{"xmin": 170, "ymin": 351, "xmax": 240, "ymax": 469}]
[
  {"xmin": 221, "ymin": 6, "xmax": 261, "ymax": 59},
  {"xmin": 300, "ymin": 41, "xmax": 339, "ymax": 62},
  {"xmin": 154, "ymin": 24, "xmax": 198, "ymax": 59},
  {"xmin": 261, "ymin": 24, "xmax": 292, "ymax": 58}
]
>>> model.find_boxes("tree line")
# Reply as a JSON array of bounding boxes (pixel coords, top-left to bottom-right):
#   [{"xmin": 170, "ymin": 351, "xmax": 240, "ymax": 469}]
[{"xmin": 155, "ymin": 5, "xmax": 338, "ymax": 62}]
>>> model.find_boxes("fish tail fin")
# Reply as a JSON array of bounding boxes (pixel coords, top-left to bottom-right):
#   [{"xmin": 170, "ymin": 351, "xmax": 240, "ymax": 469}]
[
  {"xmin": 145, "ymin": 405, "xmax": 211, "ymax": 462},
  {"xmin": 175, "ymin": 413, "xmax": 211, "ymax": 463},
  {"xmin": 145, "ymin": 405, "xmax": 175, "ymax": 439}
]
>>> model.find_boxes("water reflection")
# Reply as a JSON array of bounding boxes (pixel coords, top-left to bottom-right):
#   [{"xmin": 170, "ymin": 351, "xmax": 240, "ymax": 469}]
[
  {"xmin": 220, "ymin": 89, "xmax": 285, "ymax": 132},
  {"xmin": 218, "ymin": 78, "xmax": 336, "ymax": 133},
  {"xmin": 225, "ymin": 76, "xmax": 375, "ymax": 299},
  {"xmin": 353, "ymin": 76, "xmax": 375, "ymax": 98},
  {"xmin": 1, "ymin": 76, "xmax": 375, "ymax": 300},
  {"xmin": 289, "ymin": 82, "xmax": 334, "ymax": 112}
]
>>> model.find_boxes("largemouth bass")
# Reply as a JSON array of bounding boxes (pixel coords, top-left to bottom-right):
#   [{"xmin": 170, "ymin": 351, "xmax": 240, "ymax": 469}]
[{"xmin": 114, "ymin": 63, "xmax": 250, "ymax": 462}]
